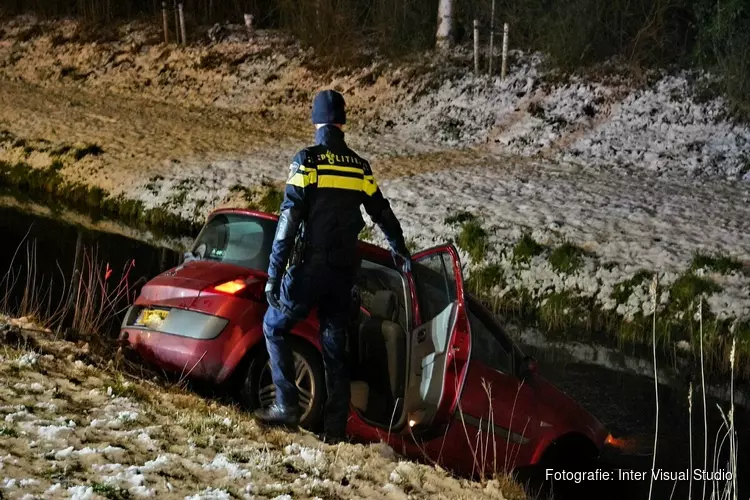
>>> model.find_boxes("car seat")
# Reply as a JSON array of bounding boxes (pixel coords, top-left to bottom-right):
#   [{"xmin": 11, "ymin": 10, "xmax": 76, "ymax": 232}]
[{"xmin": 356, "ymin": 290, "xmax": 407, "ymax": 424}]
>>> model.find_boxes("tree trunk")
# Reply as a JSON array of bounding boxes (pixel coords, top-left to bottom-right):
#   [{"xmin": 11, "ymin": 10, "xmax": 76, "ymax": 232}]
[{"xmin": 435, "ymin": 0, "xmax": 454, "ymax": 50}]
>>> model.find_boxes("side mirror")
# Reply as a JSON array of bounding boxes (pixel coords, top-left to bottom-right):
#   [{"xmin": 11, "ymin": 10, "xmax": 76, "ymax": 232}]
[{"xmin": 520, "ymin": 355, "xmax": 538, "ymax": 379}]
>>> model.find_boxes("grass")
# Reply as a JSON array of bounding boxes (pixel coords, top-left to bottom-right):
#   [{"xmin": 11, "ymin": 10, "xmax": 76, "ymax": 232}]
[
  {"xmin": 538, "ymin": 291, "xmax": 595, "ymax": 336},
  {"xmin": 512, "ymin": 233, "xmax": 545, "ymax": 265},
  {"xmin": 450, "ymin": 381, "xmax": 531, "ymax": 500},
  {"xmin": 444, "ymin": 210, "xmax": 476, "ymax": 225},
  {"xmin": 73, "ymin": 144, "xmax": 104, "ymax": 161},
  {"xmin": 0, "ymin": 161, "xmax": 198, "ymax": 237},
  {"xmin": 492, "ymin": 473, "xmax": 531, "ymax": 500},
  {"xmin": 467, "ymin": 264, "xmax": 504, "ymax": 294},
  {"xmin": 456, "ymin": 218, "xmax": 490, "ymax": 263},
  {"xmin": 612, "ymin": 269, "xmax": 652, "ymax": 303},
  {"xmin": 165, "ymin": 182, "xmax": 191, "ymax": 208},
  {"xmin": 690, "ymin": 252, "xmax": 744, "ymax": 274},
  {"xmin": 40, "ymin": 460, "xmax": 84, "ymax": 482},
  {"xmin": 91, "ymin": 483, "xmax": 132, "ymax": 500},
  {"xmin": 231, "ymin": 183, "xmax": 284, "ymax": 214},
  {"xmin": 738, "ymin": 154, "xmax": 750, "ymax": 179},
  {"xmin": 0, "ymin": 426, "xmax": 18, "ymax": 437},
  {"xmin": 50, "ymin": 145, "xmax": 74, "ymax": 156},
  {"xmin": 229, "ymin": 183, "xmax": 252, "ymax": 201},
  {"xmin": 144, "ymin": 175, "xmax": 164, "ymax": 195},
  {"xmin": 227, "ymin": 450, "xmax": 252, "ymax": 463},
  {"xmin": 0, "ymin": 134, "xmax": 183, "ymax": 234},
  {"xmin": 462, "ymin": 231, "xmax": 747, "ymax": 379},
  {"xmin": 735, "ymin": 320, "xmax": 750, "ymax": 347},
  {"xmin": 358, "ymin": 225, "xmax": 374, "ymax": 241},
  {"xmin": 258, "ymin": 185, "xmax": 284, "ymax": 214},
  {"xmin": 648, "ymin": 287, "xmax": 740, "ymax": 500},
  {"xmin": 548, "ymin": 242, "xmax": 585, "ymax": 274},
  {"xmin": 669, "ymin": 273, "xmax": 722, "ymax": 310},
  {"xmin": 109, "ymin": 374, "xmax": 151, "ymax": 403}
]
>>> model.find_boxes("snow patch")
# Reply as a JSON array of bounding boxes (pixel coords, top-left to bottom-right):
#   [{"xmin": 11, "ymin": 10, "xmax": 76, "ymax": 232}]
[
  {"xmin": 185, "ymin": 487, "xmax": 234, "ymax": 500},
  {"xmin": 28, "ymin": 382, "xmax": 45, "ymax": 393},
  {"xmin": 67, "ymin": 485, "xmax": 95, "ymax": 500},
  {"xmin": 34, "ymin": 401, "xmax": 57, "ymax": 412},
  {"xmin": 204, "ymin": 453, "xmax": 247, "ymax": 479},
  {"xmin": 15, "ymin": 352, "xmax": 39, "ymax": 367},
  {"xmin": 34, "ymin": 424, "xmax": 73, "ymax": 440},
  {"xmin": 283, "ymin": 443, "xmax": 327, "ymax": 471},
  {"xmin": 4, "ymin": 410, "xmax": 32, "ymax": 423}
]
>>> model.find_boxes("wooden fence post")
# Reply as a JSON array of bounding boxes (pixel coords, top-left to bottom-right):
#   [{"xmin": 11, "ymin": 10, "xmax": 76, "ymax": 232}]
[
  {"xmin": 488, "ymin": 0, "xmax": 496, "ymax": 75},
  {"xmin": 244, "ymin": 13, "xmax": 254, "ymax": 42},
  {"xmin": 473, "ymin": 19, "xmax": 480, "ymax": 75},
  {"xmin": 161, "ymin": 2, "xmax": 169, "ymax": 44},
  {"xmin": 178, "ymin": 3, "xmax": 187, "ymax": 44},
  {"xmin": 501, "ymin": 23, "xmax": 509, "ymax": 80},
  {"xmin": 173, "ymin": 0, "xmax": 180, "ymax": 43}
]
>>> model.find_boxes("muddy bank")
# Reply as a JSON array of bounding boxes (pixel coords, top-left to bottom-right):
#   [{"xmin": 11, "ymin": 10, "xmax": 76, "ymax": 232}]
[{"xmin": 0, "ymin": 195, "xmax": 190, "ymax": 250}]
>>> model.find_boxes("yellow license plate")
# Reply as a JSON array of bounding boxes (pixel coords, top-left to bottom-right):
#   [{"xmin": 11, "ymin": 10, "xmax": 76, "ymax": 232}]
[{"xmin": 136, "ymin": 308, "xmax": 169, "ymax": 328}]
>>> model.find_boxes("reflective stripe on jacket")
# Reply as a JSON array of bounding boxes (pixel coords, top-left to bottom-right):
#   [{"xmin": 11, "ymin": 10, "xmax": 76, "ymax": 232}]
[{"xmin": 267, "ymin": 125, "xmax": 407, "ymax": 281}]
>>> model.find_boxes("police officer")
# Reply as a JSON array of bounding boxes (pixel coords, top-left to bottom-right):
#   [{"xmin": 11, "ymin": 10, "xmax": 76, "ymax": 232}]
[{"xmin": 254, "ymin": 89, "xmax": 411, "ymax": 442}]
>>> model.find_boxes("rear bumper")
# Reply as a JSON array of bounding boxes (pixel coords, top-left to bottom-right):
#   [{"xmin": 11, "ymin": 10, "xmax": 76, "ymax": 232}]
[
  {"xmin": 120, "ymin": 327, "xmax": 227, "ymax": 381},
  {"xmin": 120, "ymin": 304, "xmax": 233, "ymax": 380}
]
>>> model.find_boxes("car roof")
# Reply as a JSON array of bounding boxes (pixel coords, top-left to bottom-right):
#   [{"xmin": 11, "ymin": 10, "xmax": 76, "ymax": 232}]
[{"xmin": 208, "ymin": 207, "xmax": 394, "ymax": 260}]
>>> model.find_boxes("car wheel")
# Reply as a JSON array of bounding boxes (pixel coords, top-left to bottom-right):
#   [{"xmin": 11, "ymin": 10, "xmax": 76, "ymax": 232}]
[{"xmin": 241, "ymin": 338, "xmax": 325, "ymax": 430}]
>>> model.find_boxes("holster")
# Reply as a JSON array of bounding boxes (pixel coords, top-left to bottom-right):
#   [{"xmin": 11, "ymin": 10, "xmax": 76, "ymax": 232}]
[{"xmin": 289, "ymin": 221, "xmax": 306, "ymax": 267}]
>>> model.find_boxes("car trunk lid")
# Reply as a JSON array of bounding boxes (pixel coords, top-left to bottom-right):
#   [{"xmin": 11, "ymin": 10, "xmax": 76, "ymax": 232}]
[{"xmin": 136, "ymin": 260, "xmax": 267, "ymax": 307}]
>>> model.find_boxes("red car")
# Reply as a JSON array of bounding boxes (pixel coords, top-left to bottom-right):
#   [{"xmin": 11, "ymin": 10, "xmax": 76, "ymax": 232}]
[{"xmin": 120, "ymin": 208, "xmax": 608, "ymax": 476}]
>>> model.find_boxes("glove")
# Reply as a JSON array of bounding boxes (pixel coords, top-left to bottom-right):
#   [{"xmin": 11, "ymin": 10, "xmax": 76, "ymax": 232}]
[
  {"xmin": 391, "ymin": 246, "xmax": 412, "ymax": 274},
  {"xmin": 183, "ymin": 251, "xmax": 200, "ymax": 263},
  {"xmin": 265, "ymin": 277, "xmax": 282, "ymax": 311}
]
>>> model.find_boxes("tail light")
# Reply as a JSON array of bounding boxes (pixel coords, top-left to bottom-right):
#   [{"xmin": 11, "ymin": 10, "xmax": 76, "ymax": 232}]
[
  {"xmin": 204, "ymin": 277, "xmax": 264, "ymax": 301},
  {"xmin": 212, "ymin": 279, "xmax": 247, "ymax": 295}
]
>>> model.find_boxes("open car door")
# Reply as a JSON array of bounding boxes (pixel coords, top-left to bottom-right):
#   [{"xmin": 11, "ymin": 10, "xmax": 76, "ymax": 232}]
[{"xmin": 403, "ymin": 244, "xmax": 471, "ymax": 435}]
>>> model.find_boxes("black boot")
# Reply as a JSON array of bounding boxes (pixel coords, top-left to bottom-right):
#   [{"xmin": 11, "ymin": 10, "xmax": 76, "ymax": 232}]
[
  {"xmin": 253, "ymin": 404, "xmax": 300, "ymax": 429},
  {"xmin": 319, "ymin": 429, "xmax": 347, "ymax": 445}
]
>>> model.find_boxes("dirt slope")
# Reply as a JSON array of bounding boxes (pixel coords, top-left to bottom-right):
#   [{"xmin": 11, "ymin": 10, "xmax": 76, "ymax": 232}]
[{"xmin": 0, "ymin": 316, "xmax": 520, "ymax": 499}]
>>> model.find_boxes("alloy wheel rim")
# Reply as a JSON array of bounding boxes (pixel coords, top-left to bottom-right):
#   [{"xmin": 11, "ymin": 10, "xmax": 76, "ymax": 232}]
[{"xmin": 257, "ymin": 353, "xmax": 315, "ymax": 420}]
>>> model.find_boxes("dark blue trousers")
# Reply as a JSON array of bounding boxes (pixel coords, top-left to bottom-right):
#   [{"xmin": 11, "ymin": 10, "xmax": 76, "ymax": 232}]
[{"xmin": 262, "ymin": 262, "xmax": 353, "ymax": 436}]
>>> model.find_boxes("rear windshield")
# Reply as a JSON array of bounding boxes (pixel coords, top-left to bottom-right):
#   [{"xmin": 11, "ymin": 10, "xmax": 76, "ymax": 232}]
[{"xmin": 191, "ymin": 213, "xmax": 277, "ymax": 271}]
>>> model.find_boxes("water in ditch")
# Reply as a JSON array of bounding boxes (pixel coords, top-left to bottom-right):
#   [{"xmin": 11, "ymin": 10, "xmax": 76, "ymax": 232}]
[{"xmin": 0, "ymin": 202, "xmax": 181, "ymax": 336}]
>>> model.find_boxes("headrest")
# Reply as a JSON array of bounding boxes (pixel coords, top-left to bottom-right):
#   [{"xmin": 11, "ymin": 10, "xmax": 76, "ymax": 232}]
[{"xmin": 371, "ymin": 291, "xmax": 397, "ymax": 322}]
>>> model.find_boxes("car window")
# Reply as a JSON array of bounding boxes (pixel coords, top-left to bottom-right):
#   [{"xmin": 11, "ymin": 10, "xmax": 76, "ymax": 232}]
[
  {"xmin": 191, "ymin": 213, "xmax": 277, "ymax": 271},
  {"xmin": 356, "ymin": 259, "xmax": 408, "ymax": 330},
  {"xmin": 467, "ymin": 297, "xmax": 513, "ymax": 374},
  {"xmin": 412, "ymin": 252, "xmax": 458, "ymax": 323}
]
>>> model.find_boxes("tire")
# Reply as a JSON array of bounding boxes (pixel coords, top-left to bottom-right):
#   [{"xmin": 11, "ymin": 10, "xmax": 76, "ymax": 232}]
[{"xmin": 239, "ymin": 337, "xmax": 326, "ymax": 430}]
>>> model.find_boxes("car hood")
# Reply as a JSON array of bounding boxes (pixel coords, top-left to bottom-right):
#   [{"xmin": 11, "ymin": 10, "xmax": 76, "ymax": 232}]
[
  {"xmin": 137, "ymin": 260, "xmax": 267, "ymax": 306},
  {"xmin": 533, "ymin": 374, "xmax": 608, "ymax": 446}
]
